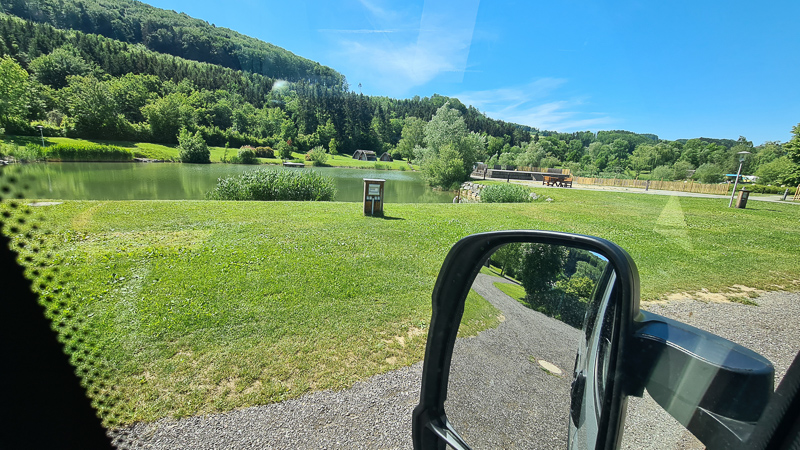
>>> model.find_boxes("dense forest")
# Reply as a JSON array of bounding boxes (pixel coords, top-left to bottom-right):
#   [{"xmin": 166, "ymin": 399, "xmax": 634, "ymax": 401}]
[
  {"xmin": 0, "ymin": 0, "xmax": 344, "ymax": 86},
  {"xmin": 0, "ymin": 0, "xmax": 798, "ymax": 189}
]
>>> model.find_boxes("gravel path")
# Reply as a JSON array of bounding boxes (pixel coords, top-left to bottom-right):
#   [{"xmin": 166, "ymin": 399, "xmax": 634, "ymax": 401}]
[{"xmin": 116, "ymin": 287, "xmax": 799, "ymax": 449}]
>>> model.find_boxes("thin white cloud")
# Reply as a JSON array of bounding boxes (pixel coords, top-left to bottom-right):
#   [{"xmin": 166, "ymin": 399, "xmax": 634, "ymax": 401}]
[
  {"xmin": 328, "ymin": 0, "xmax": 481, "ymax": 96},
  {"xmin": 453, "ymin": 81, "xmax": 616, "ymax": 132}
]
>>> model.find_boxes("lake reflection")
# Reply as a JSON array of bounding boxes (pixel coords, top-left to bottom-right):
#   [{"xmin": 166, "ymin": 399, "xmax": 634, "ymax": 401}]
[{"xmin": 7, "ymin": 162, "xmax": 454, "ymax": 203}]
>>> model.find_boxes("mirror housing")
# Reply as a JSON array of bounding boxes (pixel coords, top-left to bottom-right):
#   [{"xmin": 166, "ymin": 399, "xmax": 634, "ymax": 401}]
[{"xmin": 624, "ymin": 311, "xmax": 774, "ymax": 448}]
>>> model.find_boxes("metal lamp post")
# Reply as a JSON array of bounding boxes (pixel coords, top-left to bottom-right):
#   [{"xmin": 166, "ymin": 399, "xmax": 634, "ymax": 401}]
[
  {"xmin": 728, "ymin": 151, "xmax": 751, "ymax": 207},
  {"xmin": 36, "ymin": 125, "xmax": 45, "ymax": 147}
]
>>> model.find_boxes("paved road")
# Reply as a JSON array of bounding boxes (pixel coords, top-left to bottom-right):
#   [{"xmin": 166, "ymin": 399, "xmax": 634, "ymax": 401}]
[
  {"xmin": 444, "ymin": 274, "xmax": 581, "ymax": 449},
  {"xmin": 117, "ymin": 284, "xmax": 800, "ymax": 449},
  {"xmin": 490, "ymin": 176, "xmax": 800, "ymax": 205}
]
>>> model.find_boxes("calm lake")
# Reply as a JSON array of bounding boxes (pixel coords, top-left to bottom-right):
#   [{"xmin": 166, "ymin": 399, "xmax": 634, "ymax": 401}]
[{"xmin": 8, "ymin": 162, "xmax": 454, "ymax": 203}]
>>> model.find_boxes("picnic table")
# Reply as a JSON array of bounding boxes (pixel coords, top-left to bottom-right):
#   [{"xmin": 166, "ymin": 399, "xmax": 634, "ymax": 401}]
[{"xmin": 543, "ymin": 176, "xmax": 573, "ymax": 188}]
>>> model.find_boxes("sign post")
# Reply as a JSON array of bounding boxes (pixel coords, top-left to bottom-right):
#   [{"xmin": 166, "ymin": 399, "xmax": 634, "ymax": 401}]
[{"xmin": 363, "ymin": 179, "xmax": 385, "ymax": 216}]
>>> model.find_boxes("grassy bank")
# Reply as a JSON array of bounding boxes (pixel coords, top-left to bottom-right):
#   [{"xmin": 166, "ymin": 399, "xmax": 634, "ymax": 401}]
[
  {"xmin": 1, "ymin": 136, "xmax": 417, "ymax": 169},
  {"xmin": 4, "ymin": 190, "xmax": 799, "ymax": 424}
]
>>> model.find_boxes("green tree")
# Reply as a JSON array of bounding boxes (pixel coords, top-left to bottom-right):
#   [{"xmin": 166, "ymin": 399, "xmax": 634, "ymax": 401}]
[
  {"xmin": 783, "ymin": 124, "xmax": 800, "ymax": 186},
  {"xmin": 672, "ymin": 160, "xmax": 694, "ymax": 180},
  {"xmin": 316, "ymin": 119, "xmax": 337, "ymax": 149},
  {"xmin": 0, "ymin": 56, "xmax": 29, "ymax": 125},
  {"xmin": 278, "ymin": 139, "xmax": 295, "ymax": 159},
  {"xmin": 420, "ymin": 144, "xmax": 465, "ymax": 190},
  {"xmin": 419, "ymin": 103, "xmax": 486, "ymax": 188},
  {"xmin": 518, "ymin": 244, "xmax": 567, "ymax": 303},
  {"xmin": 142, "ymin": 93, "xmax": 196, "ymax": 143},
  {"xmin": 492, "ymin": 243, "xmax": 523, "ymax": 277},
  {"xmin": 178, "ymin": 128, "xmax": 210, "ymax": 163},
  {"xmin": 29, "ymin": 45, "xmax": 93, "ymax": 89},
  {"xmin": 64, "ymin": 75, "xmax": 124, "ymax": 138},
  {"xmin": 328, "ymin": 137, "xmax": 339, "ymax": 156},
  {"xmin": 396, "ymin": 116, "xmax": 426, "ymax": 161},
  {"xmin": 628, "ymin": 143, "xmax": 657, "ymax": 176},
  {"xmin": 693, "ymin": 163, "xmax": 725, "ymax": 183},
  {"xmin": 755, "ymin": 156, "xmax": 793, "ymax": 185},
  {"xmin": 651, "ymin": 165, "xmax": 673, "ymax": 181}
]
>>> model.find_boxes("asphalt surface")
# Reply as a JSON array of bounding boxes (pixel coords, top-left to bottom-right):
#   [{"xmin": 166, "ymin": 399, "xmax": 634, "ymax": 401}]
[
  {"xmin": 502, "ymin": 177, "xmax": 800, "ymax": 204},
  {"xmin": 114, "ymin": 283, "xmax": 800, "ymax": 449}
]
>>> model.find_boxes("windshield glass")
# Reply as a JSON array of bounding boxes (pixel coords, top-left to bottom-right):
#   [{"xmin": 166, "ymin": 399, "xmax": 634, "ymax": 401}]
[{"xmin": 1, "ymin": 0, "xmax": 799, "ymax": 448}]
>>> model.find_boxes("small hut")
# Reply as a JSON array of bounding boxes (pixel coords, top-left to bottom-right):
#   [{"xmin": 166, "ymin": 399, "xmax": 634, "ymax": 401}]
[
  {"xmin": 379, "ymin": 152, "xmax": 393, "ymax": 162},
  {"xmin": 352, "ymin": 150, "xmax": 377, "ymax": 161}
]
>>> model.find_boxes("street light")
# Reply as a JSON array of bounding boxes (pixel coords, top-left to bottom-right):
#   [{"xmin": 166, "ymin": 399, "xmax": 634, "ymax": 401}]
[
  {"xmin": 36, "ymin": 125, "xmax": 45, "ymax": 147},
  {"xmin": 728, "ymin": 151, "xmax": 751, "ymax": 207}
]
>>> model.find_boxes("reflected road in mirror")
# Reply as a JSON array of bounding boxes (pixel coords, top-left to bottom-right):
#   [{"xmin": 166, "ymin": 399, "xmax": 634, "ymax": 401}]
[{"xmin": 445, "ymin": 244, "xmax": 609, "ymax": 449}]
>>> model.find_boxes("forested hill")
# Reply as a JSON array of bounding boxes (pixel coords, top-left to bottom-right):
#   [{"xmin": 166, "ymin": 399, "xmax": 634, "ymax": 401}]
[{"xmin": 0, "ymin": 0, "xmax": 345, "ymax": 87}]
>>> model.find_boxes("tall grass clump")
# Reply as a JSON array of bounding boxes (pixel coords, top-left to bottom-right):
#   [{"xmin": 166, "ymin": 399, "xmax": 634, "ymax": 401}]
[
  {"xmin": 207, "ymin": 168, "xmax": 336, "ymax": 201},
  {"xmin": 3, "ymin": 143, "xmax": 45, "ymax": 162},
  {"xmin": 44, "ymin": 143, "xmax": 134, "ymax": 161},
  {"xmin": 480, "ymin": 183, "xmax": 534, "ymax": 203}
]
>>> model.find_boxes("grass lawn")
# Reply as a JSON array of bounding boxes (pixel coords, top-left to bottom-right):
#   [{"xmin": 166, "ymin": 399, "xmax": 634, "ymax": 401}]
[
  {"xmin": 3, "ymin": 136, "xmax": 417, "ymax": 170},
  {"xmin": 3, "ymin": 189, "xmax": 799, "ymax": 425},
  {"xmin": 494, "ymin": 282, "xmax": 527, "ymax": 303}
]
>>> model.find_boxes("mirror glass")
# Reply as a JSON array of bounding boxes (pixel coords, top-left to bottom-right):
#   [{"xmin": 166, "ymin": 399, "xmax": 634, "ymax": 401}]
[{"xmin": 444, "ymin": 242, "xmax": 615, "ymax": 449}]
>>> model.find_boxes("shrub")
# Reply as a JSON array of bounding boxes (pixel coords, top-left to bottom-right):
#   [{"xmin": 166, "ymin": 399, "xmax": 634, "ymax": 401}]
[
  {"xmin": 254, "ymin": 146, "xmax": 274, "ymax": 158},
  {"xmin": 306, "ymin": 146, "xmax": 328, "ymax": 166},
  {"xmin": 3, "ymin": 143, "xmax": 43, "ymax": 162},
  {"xmin": 328, "ymin": 138, "xmax": 339, "ymax": 155},
  {"xmin": 43, "ymin": 143, "xmax": 133, "ymax": 161},
  {"xmin": 480, "ymin": 183, "xmax": 534, "ymax": 203},
  {"xmin": 237, "ymin": 147, "xmax": 258, "ymax": 164},
  {"xmin": 206, "ymin": 169, "xmax": 336, "ymax": 201},
  {"xmin": 745, "ymin": 184, "xmax": 791, "ymax": 194},
  {"xmin": 651, "ymin": 165, "xmax": 673, "ymax": 181},
  {"xmin": 178, "ymin": 128, "xmax": 210, "ymax": 164},
  {"xmin": 278, "ymin": 140, "xmax": 294, "ymax": 159}
]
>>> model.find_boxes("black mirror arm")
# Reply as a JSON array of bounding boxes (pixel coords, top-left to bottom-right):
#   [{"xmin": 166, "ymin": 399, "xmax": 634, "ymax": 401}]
[{"xmin": 621, "ymin": 311, "xmax": 774, "ymax": 450}]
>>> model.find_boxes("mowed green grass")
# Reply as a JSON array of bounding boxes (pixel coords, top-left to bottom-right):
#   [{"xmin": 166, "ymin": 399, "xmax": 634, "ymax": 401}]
[
  {"xmin": 5, "ymin": 189, "xmax": 800, "ymax": 424},
  {"xmin": 20, "ymin": 137, "xmax": 415, "ymax": 169}
]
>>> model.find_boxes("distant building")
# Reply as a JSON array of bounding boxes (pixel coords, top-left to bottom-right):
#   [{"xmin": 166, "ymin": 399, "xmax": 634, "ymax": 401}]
[
  {"xmin": 379, "ymin": 152, "xmax": 393, "ymax": 162},
  {"xmin": 353, "ymin": 150, "xmax": 377, "ymax": 161}
]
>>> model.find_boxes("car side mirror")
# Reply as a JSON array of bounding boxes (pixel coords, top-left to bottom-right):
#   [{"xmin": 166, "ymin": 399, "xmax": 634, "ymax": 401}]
[{"xmin": 412, "ymin": 231, "xmax": 775, "ymax": 450}]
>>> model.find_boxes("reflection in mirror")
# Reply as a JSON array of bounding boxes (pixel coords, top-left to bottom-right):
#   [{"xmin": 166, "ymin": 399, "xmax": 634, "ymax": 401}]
[{"xmin": 444, "ymin": 243, "xmax": 614, "ymax": 449}]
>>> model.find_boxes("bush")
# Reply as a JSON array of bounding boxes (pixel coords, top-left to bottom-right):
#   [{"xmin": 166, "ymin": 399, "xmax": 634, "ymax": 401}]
[
  {"xmin": 651, "ymin": 165, "xmax": 673, "ymax": 181},
  {"xmin": 254, "ymin": 146, "xmax": 274, "ymax": 158},
  {"xmin": 178, "ymin": 128, "xmax": 210, "ymax": 164},
  {"xmin": 4, "ymin": 143, "xmax": 45, "ymax": 162},
  {"xmin": 481, "ymin": 183, "xmax": 533, "ymax": 203},
  {"xmin": 43, "ymin": 143, "xmax": 133, "ymax": 161},
  {"xmin": 206, "ymin": 169, "xmax": 337, "ymax": 201},
  {"xmin": 306, "ymin": 146, "xmax": 328, "ymax": 166},
  {"xmin": 236, "ymin": 147, "xmax": 258, "ymax": 164},
  {"xmin": 278, "ymin": 140, "xmax": 295, "ymax": 159},
  {"xmin": 745, "ymin": 184, "xmax": 791, "ymax": 194}
]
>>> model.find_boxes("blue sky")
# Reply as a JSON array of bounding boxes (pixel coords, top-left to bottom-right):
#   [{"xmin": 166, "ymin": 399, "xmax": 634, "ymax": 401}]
[{"xmin": 146, "ymin": 0, "xmax": 799, "ymax": 145}]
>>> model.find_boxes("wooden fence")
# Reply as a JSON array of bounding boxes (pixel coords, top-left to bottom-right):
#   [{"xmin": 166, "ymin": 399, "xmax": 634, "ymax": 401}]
[{"xmin": 573, "ymin": 177, "xmax": 731, "ymax": 195}]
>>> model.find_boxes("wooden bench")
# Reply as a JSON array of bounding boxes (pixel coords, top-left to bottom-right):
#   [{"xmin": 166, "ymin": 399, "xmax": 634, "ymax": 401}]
[{"xmin": 543, "ymin": 176, "xmax": 572, "ymax": 187}]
